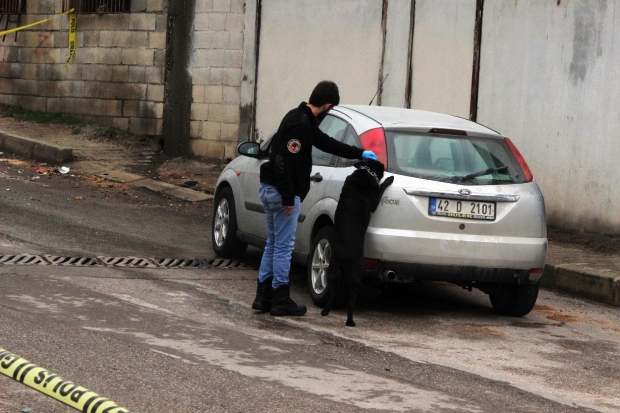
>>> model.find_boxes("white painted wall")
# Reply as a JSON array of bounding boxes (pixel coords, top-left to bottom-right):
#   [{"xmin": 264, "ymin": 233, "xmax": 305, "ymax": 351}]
[
  {"xmin": 477, "ymin": 1, "xmax": 620, "ymax": 232},
  {"xmin": 381, "ymin": 0, "xmax": 413, "ymax": 108},
  {"xmin": 254, "ymin": 0, "xmax": 384, "ymax": 139},
  {"xmin": 410, "ymin": 0, "xmax": 476, "ymax": 117}
]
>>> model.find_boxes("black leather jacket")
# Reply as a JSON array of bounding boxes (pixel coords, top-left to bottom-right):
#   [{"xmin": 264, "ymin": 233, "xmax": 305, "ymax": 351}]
[{"xmin": 260, "ymin": 102, "xmax": 364, "ymax": 206}]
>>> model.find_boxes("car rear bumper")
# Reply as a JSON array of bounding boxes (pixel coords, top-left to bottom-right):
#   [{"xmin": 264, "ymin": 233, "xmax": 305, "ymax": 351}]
[
  {"xmin": 365, "ymin": 228, "xmax": 547, "ymax": 275},
  {"xmin": 373, "ymin": 262, "xmax": 536, "ymax": 285}
]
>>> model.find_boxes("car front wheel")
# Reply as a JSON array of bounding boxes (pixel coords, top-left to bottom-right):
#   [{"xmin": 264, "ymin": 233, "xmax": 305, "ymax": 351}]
[
  {"xmin": 212, "ymin": 187, "xmax": 248, "ymax": 258},
  {"xmin": 489, "ymin": 282, "xmax": 540, "ymax": 317}
]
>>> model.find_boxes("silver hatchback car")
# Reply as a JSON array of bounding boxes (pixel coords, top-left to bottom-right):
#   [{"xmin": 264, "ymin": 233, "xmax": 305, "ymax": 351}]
[{"xmin": 212, "ymin": 105, "xmax": 547, "ymax": 316}]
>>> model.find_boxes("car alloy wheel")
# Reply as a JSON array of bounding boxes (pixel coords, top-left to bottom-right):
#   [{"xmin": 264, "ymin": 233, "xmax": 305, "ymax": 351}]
[
  {"xmin": 213, "ymin": 197, "xmax": 229, "ymax": 248},
  {"xmin": 211, "ymin": 187, "xmax": 247, "ymax": 258},
  {"xmin": 311, "ymin": 238, "xmax": 331, "ymax": 295}
]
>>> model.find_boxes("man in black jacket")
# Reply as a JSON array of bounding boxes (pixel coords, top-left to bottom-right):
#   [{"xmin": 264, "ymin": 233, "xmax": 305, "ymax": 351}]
[{"xmin": 252, "ymin": 80, "xmax": 378, "ymax": 317}]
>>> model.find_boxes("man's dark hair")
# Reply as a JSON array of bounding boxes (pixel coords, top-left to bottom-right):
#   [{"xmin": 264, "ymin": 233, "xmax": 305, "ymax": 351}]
[{"xmin": 309, "ymin": 80, "xmax": 340, "ymax": 107}]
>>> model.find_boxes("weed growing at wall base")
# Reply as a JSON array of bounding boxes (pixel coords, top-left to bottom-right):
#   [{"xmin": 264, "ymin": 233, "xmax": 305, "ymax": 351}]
[
  {"xmin": 0, "ymin": 104, "xmax": 135, "ymax": 141},
  {"xmin": 1, "ymin": 104, "xmax": 88, "ymax": 127}
]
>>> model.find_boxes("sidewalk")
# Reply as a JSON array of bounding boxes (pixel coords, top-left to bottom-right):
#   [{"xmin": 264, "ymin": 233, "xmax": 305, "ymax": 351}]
[
  {"xmin": 1, "ymin": 127, "xmax": 619, "ymax": 308},
  {"xmin": 0, "ymin": 128, "xmax": 212, "ymax": 203}
]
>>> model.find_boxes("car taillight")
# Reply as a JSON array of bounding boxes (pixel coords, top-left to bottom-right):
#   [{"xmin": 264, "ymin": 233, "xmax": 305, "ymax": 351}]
[
  {"xmin": 529, "ymin": 268, "xmax": 543, "ymax": 282},
  {"xmin": 359, "ymin": 128, "xmax": 388, "ymax": 167},
  {"xmin": 504, "ymin": 137, "xmax": 533, "ymax": 182},
  {"xmin": 363, "ymin": 258, "xmax": 379, "ymax": 271}
]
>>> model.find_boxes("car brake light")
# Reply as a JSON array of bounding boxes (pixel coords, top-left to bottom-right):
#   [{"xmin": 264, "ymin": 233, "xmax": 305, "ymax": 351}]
[
  {"xmin": 359, "ymin": 128, "xmax": 388, "ymax": 167},
  {"xmin": 429, "ymin": 128, "xmax": 467, "ymax": 136},
  {"xmin": 529, "ymin": 268, "xmax": 543, "ymax": 282},
  {"xmin": 504, "ymin": 137, "xmax": 533, "ymax": 182},
  {"xmin": 363, "ymin": 258, "xmax": 379, "ymax": 271}
]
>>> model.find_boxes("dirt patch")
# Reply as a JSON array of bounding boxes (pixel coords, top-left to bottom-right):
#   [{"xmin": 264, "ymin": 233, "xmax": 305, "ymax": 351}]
[
  {"xmin": 451, "ymin": 323, "xmax": 504, "ymax": 340},
  {"xmin": 533, "ymin": 304, "xmax": 579, "ymax": 324},
  {"xmin": 0, "ymin": 105, "xmax": 221, "ymax": 198},
  {"xmin": 144, "ymin": 157, "xmax": 224, "ymax": 196}
]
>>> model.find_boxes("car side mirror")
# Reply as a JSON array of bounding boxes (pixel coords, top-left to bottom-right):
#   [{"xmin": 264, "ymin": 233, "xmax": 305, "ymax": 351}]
[{"xmin": 237, "ymin": 141, "xmax": 264, "ymax": 158}]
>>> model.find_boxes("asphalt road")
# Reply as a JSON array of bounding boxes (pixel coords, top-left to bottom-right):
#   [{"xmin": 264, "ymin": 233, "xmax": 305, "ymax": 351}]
[{"xmin": 1, "ymin": 158, "xmax": 619, "ymax": 413}]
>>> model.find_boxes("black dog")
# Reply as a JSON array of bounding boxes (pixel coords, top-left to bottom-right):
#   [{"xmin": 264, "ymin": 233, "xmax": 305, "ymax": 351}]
[{"xmin": 321, "ymin": 159, "xmax": 394, "ymax": 326}]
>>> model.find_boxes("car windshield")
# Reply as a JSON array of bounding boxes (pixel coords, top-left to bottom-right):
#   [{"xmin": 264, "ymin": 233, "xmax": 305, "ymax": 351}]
[{"xmin": 385, "ymin": 131, "xmax": 526, "ymax": 185}]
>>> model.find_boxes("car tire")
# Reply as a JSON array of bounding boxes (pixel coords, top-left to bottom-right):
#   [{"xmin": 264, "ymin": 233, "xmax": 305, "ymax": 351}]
[
  {"xmin": 307, "ymin": 226, "xmax": 350, "ymax": 308},
  {"xmin": 489, "ymin": 283, "xmax": 540, "ymax": 317},
  {"xmin": 212, "ymin": 187, "xmax": 248, "ymax": 258}
]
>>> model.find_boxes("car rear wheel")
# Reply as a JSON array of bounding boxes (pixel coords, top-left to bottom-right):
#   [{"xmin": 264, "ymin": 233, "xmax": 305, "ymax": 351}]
[
  {"xmin": 489, "ymin": 283, "xmax": 539, "ymax": 317},
  {"xmin": 307, "ymin": 226, "xmax": 350, "ymax": 308},
  {"xmin": 212, "ymin": 187, "xmax": 247, "ymax": 258}
]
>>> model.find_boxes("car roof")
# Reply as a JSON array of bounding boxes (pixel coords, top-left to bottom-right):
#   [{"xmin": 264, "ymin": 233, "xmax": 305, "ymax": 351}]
[{"xmin": 336, "ymin": 105, "xmax": 502, "ymax": 138}]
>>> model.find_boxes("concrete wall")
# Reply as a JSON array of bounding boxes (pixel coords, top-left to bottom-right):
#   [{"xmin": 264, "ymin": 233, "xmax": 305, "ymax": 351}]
[
  {"xmin": 0, "ymin": 1, "xmax": 168, "ymax": 135},
  {"xmin": 477, "ymin": 0, "xmax": 620, "ymax": 233},
  {"xmin": 188, "ymin": 0, "xmax": 246, "ymax": 160},
  {"xmin": 253, "ymin": 0, "xmax": 384, "ymax": 140},
  {"xmin": 410, "ymin": 0, "xmax": 476, "ymax": 118}
]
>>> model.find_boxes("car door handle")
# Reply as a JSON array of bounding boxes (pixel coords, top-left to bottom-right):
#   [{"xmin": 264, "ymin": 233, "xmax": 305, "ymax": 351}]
[{"xmin": 310, "ymin": 173, "xmax": 323, "ymax": 182}]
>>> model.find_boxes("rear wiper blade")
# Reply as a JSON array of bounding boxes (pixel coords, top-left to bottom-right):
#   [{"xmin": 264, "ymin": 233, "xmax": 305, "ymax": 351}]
[{"xmin": 449, "ymin": 166, "xmax": 508, "ymax": 183}]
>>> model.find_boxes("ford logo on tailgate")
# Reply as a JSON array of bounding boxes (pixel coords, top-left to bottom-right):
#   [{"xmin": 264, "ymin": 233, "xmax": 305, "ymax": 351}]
[{"xmin": 458, "ymin": 189, "xmax": 472, "ymax": 195}]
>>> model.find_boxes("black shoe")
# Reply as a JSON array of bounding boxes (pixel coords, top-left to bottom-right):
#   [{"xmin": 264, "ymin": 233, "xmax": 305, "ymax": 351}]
[
  {"xmin": 270, "ymin": 284, "xmax": 307, "ymax": 317},
  {"xmin": 251, "ymin": 278, "xmax": 273, "ymax": 312}
]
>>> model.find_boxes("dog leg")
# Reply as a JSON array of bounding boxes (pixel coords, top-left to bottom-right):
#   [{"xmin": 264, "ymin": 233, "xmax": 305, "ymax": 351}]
[
  {"xmin": 320, "ymin": 295, "xmax": 333, "ymax": 316},
  {"xmin": 321, "ymin": 263, "xmax": 339, "ymax": 317},
  {"xmin": 345, "ymin": 291, "xmax": 358, "ymax": 327},
  {"xmin": 371, "ymin": 175, "xmax": 395, "ymax": 212}
]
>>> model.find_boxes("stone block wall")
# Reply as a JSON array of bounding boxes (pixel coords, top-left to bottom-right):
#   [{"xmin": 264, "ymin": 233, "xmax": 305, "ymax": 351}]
[
  {"xmin": 189, "ymin": 0, "xmax": 245, "ymax": 160},
  {"xmin": 0, "ymin": 0, "xmax": 168, "ymax": 136}
]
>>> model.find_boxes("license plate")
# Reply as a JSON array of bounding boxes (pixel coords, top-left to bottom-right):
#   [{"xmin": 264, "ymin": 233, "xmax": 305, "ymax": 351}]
[{"xmin": 429, "ymin": 198, "xmax": 496, "ymax": 221}]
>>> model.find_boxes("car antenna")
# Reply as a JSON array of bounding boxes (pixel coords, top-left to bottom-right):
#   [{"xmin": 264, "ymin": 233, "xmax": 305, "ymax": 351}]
[{"xmin": 369, "ymin": 74, "xmax": 389, "ymax": 105}]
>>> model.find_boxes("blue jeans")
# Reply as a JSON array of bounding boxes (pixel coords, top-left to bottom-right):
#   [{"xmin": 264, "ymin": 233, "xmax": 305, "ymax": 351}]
[{"xmin": 257, "ymin": 184, "xmax": 301, "ymax": 289}]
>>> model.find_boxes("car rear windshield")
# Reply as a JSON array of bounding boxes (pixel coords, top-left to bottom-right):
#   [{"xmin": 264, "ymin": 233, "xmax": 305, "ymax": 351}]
[{"xmin": 385, "ymin": 131, "xmax": 527, "ymax": 185}]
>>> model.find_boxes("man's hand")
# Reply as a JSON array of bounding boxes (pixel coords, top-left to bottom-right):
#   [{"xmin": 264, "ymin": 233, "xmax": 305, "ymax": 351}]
[
  {"xmin": 282, "ymin": 205, "xmax": 294, "ymax": 216},
  {"xmin": 362, "ymin": 150, "xmax": 378, "ymax": 161}
]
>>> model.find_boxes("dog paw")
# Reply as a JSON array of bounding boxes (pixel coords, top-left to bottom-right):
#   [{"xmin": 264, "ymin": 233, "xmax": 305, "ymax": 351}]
[
  {"xmin": 345, "ymin": 319, "xmax": 356, "ymax": 327},
  {"xmin": 321, "ymin": 309, "xmax": 330, "ymax": 316},
  {"xmin": 382, "ymin": 176, "xmax": 394, "ymax": 187}
]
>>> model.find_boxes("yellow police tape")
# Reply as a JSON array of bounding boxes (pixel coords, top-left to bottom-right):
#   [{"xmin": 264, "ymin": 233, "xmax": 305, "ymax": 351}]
[
  {"xmin": 66, "ymin": 13, "xmax": 77, "ymax": 68},
  {"xmin": 0, "ymin": 9, "xmax": 74, "ymax": 37},
  {"xmin": 0, "ymin": 9, "xmax": 76, "ymax": 68},
  {"xmin": 0, "ymin": 347, "xmax": 134, "ymax": 413}
]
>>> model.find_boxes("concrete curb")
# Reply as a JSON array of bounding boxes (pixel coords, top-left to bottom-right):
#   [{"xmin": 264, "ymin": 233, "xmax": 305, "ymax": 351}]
[
  {"xmin": 541, "ymin": 263, "xmax": 620, "ymax": 306},
  {"xmin": 0, "ymin": 131, "xmax": 73, "ymax": 165}
]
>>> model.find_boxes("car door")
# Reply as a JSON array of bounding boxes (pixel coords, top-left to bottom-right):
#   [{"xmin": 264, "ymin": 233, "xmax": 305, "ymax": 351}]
[
  {"xmin": 294, "ymin": 115, "xmax": 350, "ymax": 252},
  {"xmin": 323, "ymin": 124, "xmax": 363, "ymax": 203},
  {"xmin": 238, "ymin": 136, "xmax": 274, "ymax": 240}
]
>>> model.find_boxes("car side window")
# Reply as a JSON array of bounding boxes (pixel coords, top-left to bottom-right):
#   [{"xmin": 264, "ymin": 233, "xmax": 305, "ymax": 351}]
[
  {"xmin": 337, "ymin": 126, "xmax": 362, "ymax": 167},
  {"xmin": 312, "ymin": 115, "xmax": 349, "ymax": 166}
]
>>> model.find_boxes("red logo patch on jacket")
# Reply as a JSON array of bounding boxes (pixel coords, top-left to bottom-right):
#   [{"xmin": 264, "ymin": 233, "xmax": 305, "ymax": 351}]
[{"xmin": 287, "ymin": 139, "xmax": 301, "ymax": 153}]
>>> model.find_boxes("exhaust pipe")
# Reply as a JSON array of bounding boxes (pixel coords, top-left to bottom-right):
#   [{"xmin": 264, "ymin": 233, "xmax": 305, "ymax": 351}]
[{"xmin": 382, "ymin": 269, "xmax": 396, "ymax": 281}]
